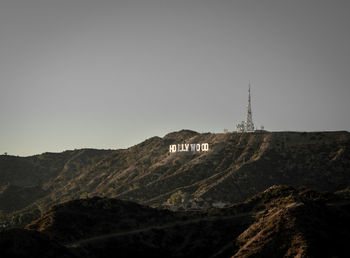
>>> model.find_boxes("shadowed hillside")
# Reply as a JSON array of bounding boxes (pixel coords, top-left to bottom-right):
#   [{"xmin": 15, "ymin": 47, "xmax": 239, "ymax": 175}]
[
  {"xmin": 0, "ymin": 186, "xmax": 348, "ymax": 257},
  {"xmin": 0, "ymin": 228, "xmax": 76, "ymax": 258},
  {"xmin": 0, "ymin": 130, "xmax": 349, "ymax": 218}
]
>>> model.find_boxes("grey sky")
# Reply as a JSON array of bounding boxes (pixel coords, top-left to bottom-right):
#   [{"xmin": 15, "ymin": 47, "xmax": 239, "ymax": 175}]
[{"xmin": 1, "ymin": 0, "xmax": 349, "ymax": 156}]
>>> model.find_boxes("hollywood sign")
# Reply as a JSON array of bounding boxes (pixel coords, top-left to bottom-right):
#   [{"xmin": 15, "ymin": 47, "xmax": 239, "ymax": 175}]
[{"xmin": 169, "ymin": 143, "xmax": 209, "ymax": 153}]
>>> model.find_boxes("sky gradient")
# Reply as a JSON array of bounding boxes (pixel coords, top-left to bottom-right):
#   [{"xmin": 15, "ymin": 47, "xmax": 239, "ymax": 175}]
[{"xmin": 1, "ymin": 0, "xmax": 350, "ymax": 156}]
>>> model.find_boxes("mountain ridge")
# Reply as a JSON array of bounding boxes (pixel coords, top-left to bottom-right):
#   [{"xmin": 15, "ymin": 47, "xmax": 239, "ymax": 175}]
[
  {"xmin": 1, "ymin": 185, "xmax": 348, "ymax": 258},
  {"xmin": 0, "ymin": 130, "xmax": 349, "ymax": 222}
]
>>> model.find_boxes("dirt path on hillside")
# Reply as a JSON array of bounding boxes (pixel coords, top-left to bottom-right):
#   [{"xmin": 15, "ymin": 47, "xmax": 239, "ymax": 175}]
[{"xmin": 66, "ymin": 212, "xmax": 253, "ymax": 248}]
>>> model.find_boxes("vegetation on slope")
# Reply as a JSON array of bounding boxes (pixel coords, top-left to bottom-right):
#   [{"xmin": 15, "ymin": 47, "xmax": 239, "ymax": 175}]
[
  {"xmin": 1, "ymin": 186, "xmax": 348, "ymax": 257},
  {"xmin": 0, "ymin": 130, "xmax": 349, "ymax": 224}
]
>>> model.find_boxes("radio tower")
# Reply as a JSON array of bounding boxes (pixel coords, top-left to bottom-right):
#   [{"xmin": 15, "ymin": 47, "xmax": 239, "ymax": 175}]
[{"xmin": 245, "ymin": 83, "xmax": 254, "ymax": 132}]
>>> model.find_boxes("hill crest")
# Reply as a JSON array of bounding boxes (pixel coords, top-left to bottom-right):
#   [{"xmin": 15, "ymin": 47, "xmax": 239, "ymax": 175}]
[{"xmin": 0, "ymin": 130, "xmax": 349, "ymax": 219}]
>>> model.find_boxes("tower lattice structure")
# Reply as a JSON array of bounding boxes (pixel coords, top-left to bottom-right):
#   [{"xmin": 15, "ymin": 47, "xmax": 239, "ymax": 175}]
[{"xmin": 245, "ymin": 83, "xmax": 254, "ymax": 132}]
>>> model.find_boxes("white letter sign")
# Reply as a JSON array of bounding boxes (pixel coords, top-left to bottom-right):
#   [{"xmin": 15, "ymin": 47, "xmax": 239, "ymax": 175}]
[{"xmin": 169, "ymin": 143, "xmax": 209, "ymax": 153}]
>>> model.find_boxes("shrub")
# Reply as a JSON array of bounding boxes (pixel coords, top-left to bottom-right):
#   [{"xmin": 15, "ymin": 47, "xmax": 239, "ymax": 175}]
[{"xmin": 167, "ymin": 190, "xmax": 186, "ymax": 206}]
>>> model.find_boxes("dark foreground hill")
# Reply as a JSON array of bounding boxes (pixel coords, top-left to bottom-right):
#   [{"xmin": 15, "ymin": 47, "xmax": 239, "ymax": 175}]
[
  {"xmin": 0, "ymin": 130, "xmax": 349, "ymax": 221},
  {"xmin": 1, "ymin": 186, "xmax": 349, "ymax": 258}
]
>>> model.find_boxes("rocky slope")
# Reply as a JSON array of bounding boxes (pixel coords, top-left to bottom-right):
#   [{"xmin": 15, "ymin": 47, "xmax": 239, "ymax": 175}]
[
  {"xmin": 0, "ymin": 130, "xmax": 349, "ymax": 217},
  {"xmin": 1, "ymin": 186, "xmax": 348, "ymax": 257},
  {"xmin": 232, "ymin": 186, "xmax": 350, "ymax": 257}
]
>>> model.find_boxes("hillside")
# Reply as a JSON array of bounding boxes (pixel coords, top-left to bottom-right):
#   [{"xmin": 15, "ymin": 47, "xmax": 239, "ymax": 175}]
[
  {"xmin": 0, "ymin": 228, "xmax": 76, "ymax": 258},
  {"xmin": 1, "ymin": 186, "xmax": 349, "ymax": 257},
  {"xmin": 0, "ymin": 130, "xmax": 349, "ymax": 218}
]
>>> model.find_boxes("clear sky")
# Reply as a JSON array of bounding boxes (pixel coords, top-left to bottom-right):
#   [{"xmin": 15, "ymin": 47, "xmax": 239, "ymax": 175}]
[{"xmin": 1, "ymin": 0, "xmax": 350, "ymax": 156}]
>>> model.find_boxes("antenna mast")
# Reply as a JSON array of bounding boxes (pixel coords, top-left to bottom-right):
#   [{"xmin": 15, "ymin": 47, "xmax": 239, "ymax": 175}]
[{"xmin": 245, "ymin": 83, "xmax": 254, "ymax": 132}]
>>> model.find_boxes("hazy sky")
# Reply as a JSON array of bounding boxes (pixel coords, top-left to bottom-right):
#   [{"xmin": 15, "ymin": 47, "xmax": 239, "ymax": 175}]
[{"xmin": 1, "ymin": 0, "xmax": 349, "ymax": 156}]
